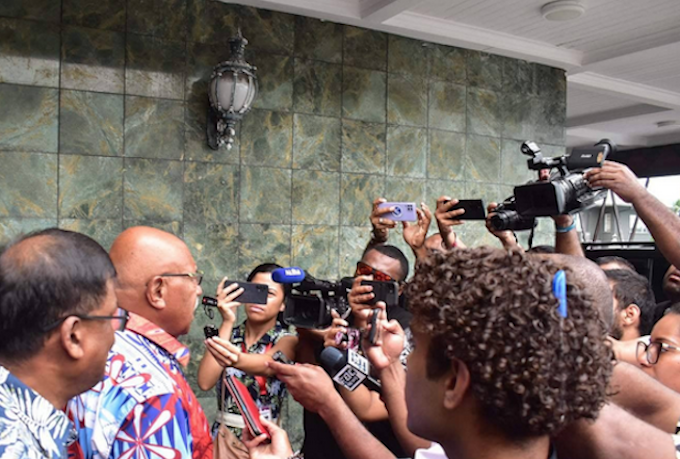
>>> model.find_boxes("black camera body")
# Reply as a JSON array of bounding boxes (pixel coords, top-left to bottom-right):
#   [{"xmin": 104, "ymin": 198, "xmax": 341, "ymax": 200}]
[
  {"xmin": 490, "ymin": 140, "xmax": 615, "ymax": 232},
  {"xmin": 489, "ymin": 196, "xmax": 536, "ymax": 232},
  {"xmin": 282, "ymin": 274, "xmax": 353, "ymax": 329}
]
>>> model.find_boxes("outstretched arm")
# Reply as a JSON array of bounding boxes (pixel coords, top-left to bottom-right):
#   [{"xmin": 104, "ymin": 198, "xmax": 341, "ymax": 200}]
[
  {"xmin": 608, "ymin": 361, "xmax": 680, "ymax": 433},
  {"xmin": 197, "ymin": 279, "xmax": 244, "ymax": 390},
  {"xmin": 204, "ymin": 334, "xmax": 297, "ymax": 377},
  {"xmin": 365, "ymin": 197, "xmax": 397, "ymax": 251},
  {"xmin": 402, "ymin": 203, "xmax": 433, "ymax": 260},
  {"xmin": 553, "ymin": 214, "xmax": 584, "ymax": 257},
  {"xmin": 270, "ymin": 362, "xmax": 396, "ymax": 459},
  {"xmin": 553, "ymin": 402, "xmax": 677, "ymax": 459},
  {"xmin": 586, "ymin": 161, "xmax": 680, "ymax": 268},
  {"xmin": 364, "ymin": 313, "xmax": 432, "ymax": 456}
]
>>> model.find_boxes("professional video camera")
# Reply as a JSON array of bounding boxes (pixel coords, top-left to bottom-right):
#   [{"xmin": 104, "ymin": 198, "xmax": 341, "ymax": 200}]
[
  {"xmin": 490, "ymin": 139, "xmax": 616, "ymax": 232},
  {"xmin": 272, "ymin": 267, "xmax": 353, "ymax": 329}
]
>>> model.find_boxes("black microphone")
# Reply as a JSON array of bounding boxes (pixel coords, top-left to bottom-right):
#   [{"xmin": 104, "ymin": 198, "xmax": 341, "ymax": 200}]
[{"xmin": 319, "ymin": 347, "xmax": 381, "ymax": 393}]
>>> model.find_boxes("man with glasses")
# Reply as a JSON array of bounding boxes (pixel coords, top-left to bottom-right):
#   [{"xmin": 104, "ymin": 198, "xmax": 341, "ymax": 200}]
[
  {"xmin": 0, "ymin": 229, "xmax": 118, "ymax": 458},
  {"xmin": 68, "ymin": 226, "xmax": 213, "ymax": 459}
]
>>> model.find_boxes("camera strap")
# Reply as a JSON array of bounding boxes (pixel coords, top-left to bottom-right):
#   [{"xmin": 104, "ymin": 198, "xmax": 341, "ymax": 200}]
[{"xmin": 240, "ymin": 342, "xmax": 273, "ymax": 396}]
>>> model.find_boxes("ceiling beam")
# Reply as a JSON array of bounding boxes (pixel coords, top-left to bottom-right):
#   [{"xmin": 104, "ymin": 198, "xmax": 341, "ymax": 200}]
[
  {"xmin": 567, "ymin": 127, "xmax": 647, "ymax": 148},
  {"xmin": 567, "ymin": 105, "xmax": 671, "ymax": 128},
  {"xmin": 612, "ymin": 143, "xmax": 680, "ymax": 178},
  {"xmin": 220, "ymin": 0, "xmax": 583, "ymax": 69},
  {"xmin": 383, "ymin": 12, "xmax": 583, "ymax": 68},
  {"xmin": 573, "ymin": 40, "xmax": 680, "ymax": 75},
  {"xmin": 220, "ymin": 0, "xmax": 362, "ymax": 22},
  {"xmin": 360, "ymin": 0, "xmax": 424, "ymax": 23},
  {"xmin": 568, "ymin": 72, "xmax": 680, "ymax": 110},
  {"xmin": 644, "ymin": 131, "xmax": 680, "ymax": 148}
]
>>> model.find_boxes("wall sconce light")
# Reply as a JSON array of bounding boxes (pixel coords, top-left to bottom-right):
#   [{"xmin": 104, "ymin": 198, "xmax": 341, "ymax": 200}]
[{"xmin": 207, "ymin": 30, "xmax": 258, "ymax": 150}]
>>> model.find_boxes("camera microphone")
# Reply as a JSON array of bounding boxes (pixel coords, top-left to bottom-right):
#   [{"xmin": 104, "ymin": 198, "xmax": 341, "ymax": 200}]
[
  {"xmin": 271, "ymin": 267, "xmax": 306, "ymax": 283},
  {"xmin": 319, "ymin": 347, "xmax": 381, "ymax": 393}
]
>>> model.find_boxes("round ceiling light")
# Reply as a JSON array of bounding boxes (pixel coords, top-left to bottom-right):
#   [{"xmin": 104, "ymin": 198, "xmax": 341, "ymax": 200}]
[{"xmin": 541, "ymin": 1, "xmax": 586, "ymax": 21}]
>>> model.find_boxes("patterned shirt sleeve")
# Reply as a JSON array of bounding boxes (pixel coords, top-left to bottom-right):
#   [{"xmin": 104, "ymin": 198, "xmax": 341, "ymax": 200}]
[{"xmin": 109, "ymin": 394, "xmax": 193, "ymax": 459}]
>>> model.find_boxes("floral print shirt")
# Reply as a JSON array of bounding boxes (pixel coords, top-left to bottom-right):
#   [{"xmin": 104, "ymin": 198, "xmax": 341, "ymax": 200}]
[
  {"xmin": 67, "ymin": 313, "xmax": 213, "ymax": 459},
  {"xmin": 214, "ymin": 320, "xmax": 296, "ymax": 437},
  {"xmin": 0, "ymin": 365, "xmax": 76, "ymax": 459}
]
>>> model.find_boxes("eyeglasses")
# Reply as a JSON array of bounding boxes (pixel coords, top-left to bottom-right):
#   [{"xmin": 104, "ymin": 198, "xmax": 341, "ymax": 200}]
[
  {"xmin": 43, "ymin": 309, "xmax": 130, "ymax": 332},
  {"xmin": 636, "ymin": 340, "xmax": 680, "ymax": 365},
  {"xmin": 159, "ymin": 271, "xmax": 204, "ymax": 286},
  {"xmin": 355, "ymin": 261, "xmax": 397, "ymax": 283}
]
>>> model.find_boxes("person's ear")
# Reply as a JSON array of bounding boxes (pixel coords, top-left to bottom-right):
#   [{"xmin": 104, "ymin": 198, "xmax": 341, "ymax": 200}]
[
  {"xmin": 442, "ymin": 358, "xmax": 470, "ymax": 410},
  {"xmin": 146, "ymin": 276, "xmax": 168, "ymax": 311},
  {"xmin": 622, "ymin": 304, "xmax": 641, "ymax": 327},
  {"xmin": 59, "ymin": 317, "xmax": 85, "ymax": 360}
]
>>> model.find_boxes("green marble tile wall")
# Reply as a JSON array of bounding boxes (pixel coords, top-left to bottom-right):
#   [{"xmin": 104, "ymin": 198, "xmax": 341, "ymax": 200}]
[{"xmin": 0, "ymin": 0, "xmax": 566, "ymax": 447}]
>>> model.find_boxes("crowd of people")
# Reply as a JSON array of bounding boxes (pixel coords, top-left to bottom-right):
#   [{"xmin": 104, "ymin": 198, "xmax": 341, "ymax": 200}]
[{"xmin": 2, "ymin": 159, "xmax": 680, "ymax": 459}]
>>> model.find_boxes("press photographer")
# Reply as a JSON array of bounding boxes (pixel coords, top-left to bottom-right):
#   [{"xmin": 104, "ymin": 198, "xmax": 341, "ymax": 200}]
[
  {"xmin": 277, "ymin": 252, "xmax": 411, "ymax": 459},
  {"xmin": 197, "ymin": 263, "xmax": 298, "ymax": 459},
  {"xmin": 486, "ymin": 140, "xmax": 616, "ymax": 255}
]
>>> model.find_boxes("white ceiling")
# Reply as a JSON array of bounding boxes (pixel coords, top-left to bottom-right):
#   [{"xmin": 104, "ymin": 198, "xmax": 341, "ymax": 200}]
[{"xmin": 224, "ymin": 0, "xmax": 680, "ymax": 149}]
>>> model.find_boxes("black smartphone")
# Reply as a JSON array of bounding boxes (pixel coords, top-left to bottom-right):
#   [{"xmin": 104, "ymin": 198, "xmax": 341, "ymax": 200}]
[
  {"xmin": 272, "ymin": 350, "xmax": 294, "ymax": 365},
  {"xmin": 368, "ymin": 308, "xmax": 381, "ymax": 345},
  {"xmin": 204, "ymin": 324, "xmax": 219, "ymax": 339},
  {"xmin": 360, "ymin": 280, "xmax": 399, "ymax": 308},
  {"xmin": 224, "ymin": 280, "xmax": 268, "ymax": 305},
  {"xmin": 447, "ymin": 199, "xmax": 486, "ymax": 220}
]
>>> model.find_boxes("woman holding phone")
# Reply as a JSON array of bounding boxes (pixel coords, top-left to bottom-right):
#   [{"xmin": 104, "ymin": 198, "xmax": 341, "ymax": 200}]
[{"xmin": 197, "ymin": 263, "xmax": 297, "ymax": 459}]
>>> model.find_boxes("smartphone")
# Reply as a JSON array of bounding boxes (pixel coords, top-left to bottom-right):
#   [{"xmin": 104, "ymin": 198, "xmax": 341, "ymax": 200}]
[
  {"xmin": 447, "ymin": 199, "xmax": 486, "ymax": 220},
  {"xmin": 224, "ymin": 375, "xmax": 269, "ymax": 439},
  {"xmin": 204, "ymin": 324, "xmax": 219, "ymax": 339},
  {"xmin": 361, "ymin": 280, "xmax": 399, "ymax": 308},
  {"xmin": 272, "ymin": 350, "xmax": 294, "ymax": 365},
  {"xmin": 223, "ymin": 280, "xmax": 268, "ymax": 305},
  {"xmin": 368, "ymin": 308, "xmax": 381, "ymax": 345},
  {"xmin": 377, "ymin": 202, "xmax": 417, "ymax": 222}
]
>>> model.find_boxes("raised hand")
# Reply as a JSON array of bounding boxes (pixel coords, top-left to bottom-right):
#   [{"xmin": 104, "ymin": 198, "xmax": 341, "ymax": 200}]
[
  {"xmin": 215, "ymin": 276, "xmax": 244, "ymax": 324},
  {"xmin": 402, "ymin": 203, "xmax": 432, "ymax": 254},
  {"xmin": 268, "ymin": 361, "xmax": 338, "ymax": 414},
  {"xmin": 363, "ymin": 305, "xmax": 405, "ymax": 371},
  {"xmin": 348, "ymin": 275, "xmax": 375, "ymax": 330},
  {"xmin": 323, "ymin": 310, "xmax": 350, "ymax": 350},
  {"xmin": 485, "ymin": 202, "xmax": 518, "ymax": 249},
  {"xmin": 435, "ymin": 196, "xmax": 465, "ymax": 248},
  {"xmin": 585, "ymin": 161, "xmax": 647, "ymax": 204},
  {"xmin": 370, "ymin": 197, "xmax": 397, "ymax": 242}
]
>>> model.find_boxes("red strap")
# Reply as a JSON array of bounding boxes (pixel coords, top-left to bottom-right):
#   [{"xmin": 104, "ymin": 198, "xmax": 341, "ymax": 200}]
[{"xmin": 241, "ymin": 342, "xmax": 273, "ymax": 396}]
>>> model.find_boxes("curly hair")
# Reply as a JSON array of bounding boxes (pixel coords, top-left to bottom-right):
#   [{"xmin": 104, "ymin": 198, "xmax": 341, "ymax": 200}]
[{"xmin": 405, "ymin": 247, "xmax": 612, "ymax": 438}]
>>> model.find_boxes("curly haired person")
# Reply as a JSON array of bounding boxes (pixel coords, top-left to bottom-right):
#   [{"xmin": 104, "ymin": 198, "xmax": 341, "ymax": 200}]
[
  {"xmin": 244, "ymin": 247, "xmax": 615, "ymax": 459},
  {"xmin": 402, "ymin": 247, "xmax": 612, "ymax": 458}
]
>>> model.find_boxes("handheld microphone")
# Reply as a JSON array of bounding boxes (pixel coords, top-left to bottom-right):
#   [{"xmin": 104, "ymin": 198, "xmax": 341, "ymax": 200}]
[
  {"xmin": 319, "ymin": 347, "xmax": 381, "ymax": 393},
  {"xmin": 271, "ymin": 267, "xmax": 306, "ymax": 283}
]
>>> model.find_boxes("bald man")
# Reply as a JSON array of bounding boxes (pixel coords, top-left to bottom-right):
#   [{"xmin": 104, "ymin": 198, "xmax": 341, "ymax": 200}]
[
  {"xmin": 534, "ymin": 253, "xmax": 614, "ymax": 329},
  {"xmin": 68, "ymin": 227, "xmax": 213, "ymax": 459}
]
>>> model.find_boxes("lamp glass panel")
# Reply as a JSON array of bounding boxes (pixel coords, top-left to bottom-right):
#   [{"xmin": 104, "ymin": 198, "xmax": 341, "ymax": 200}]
[{"xmin": 216, "ymin": 72, "xmax": 251, "ymax": 112}]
